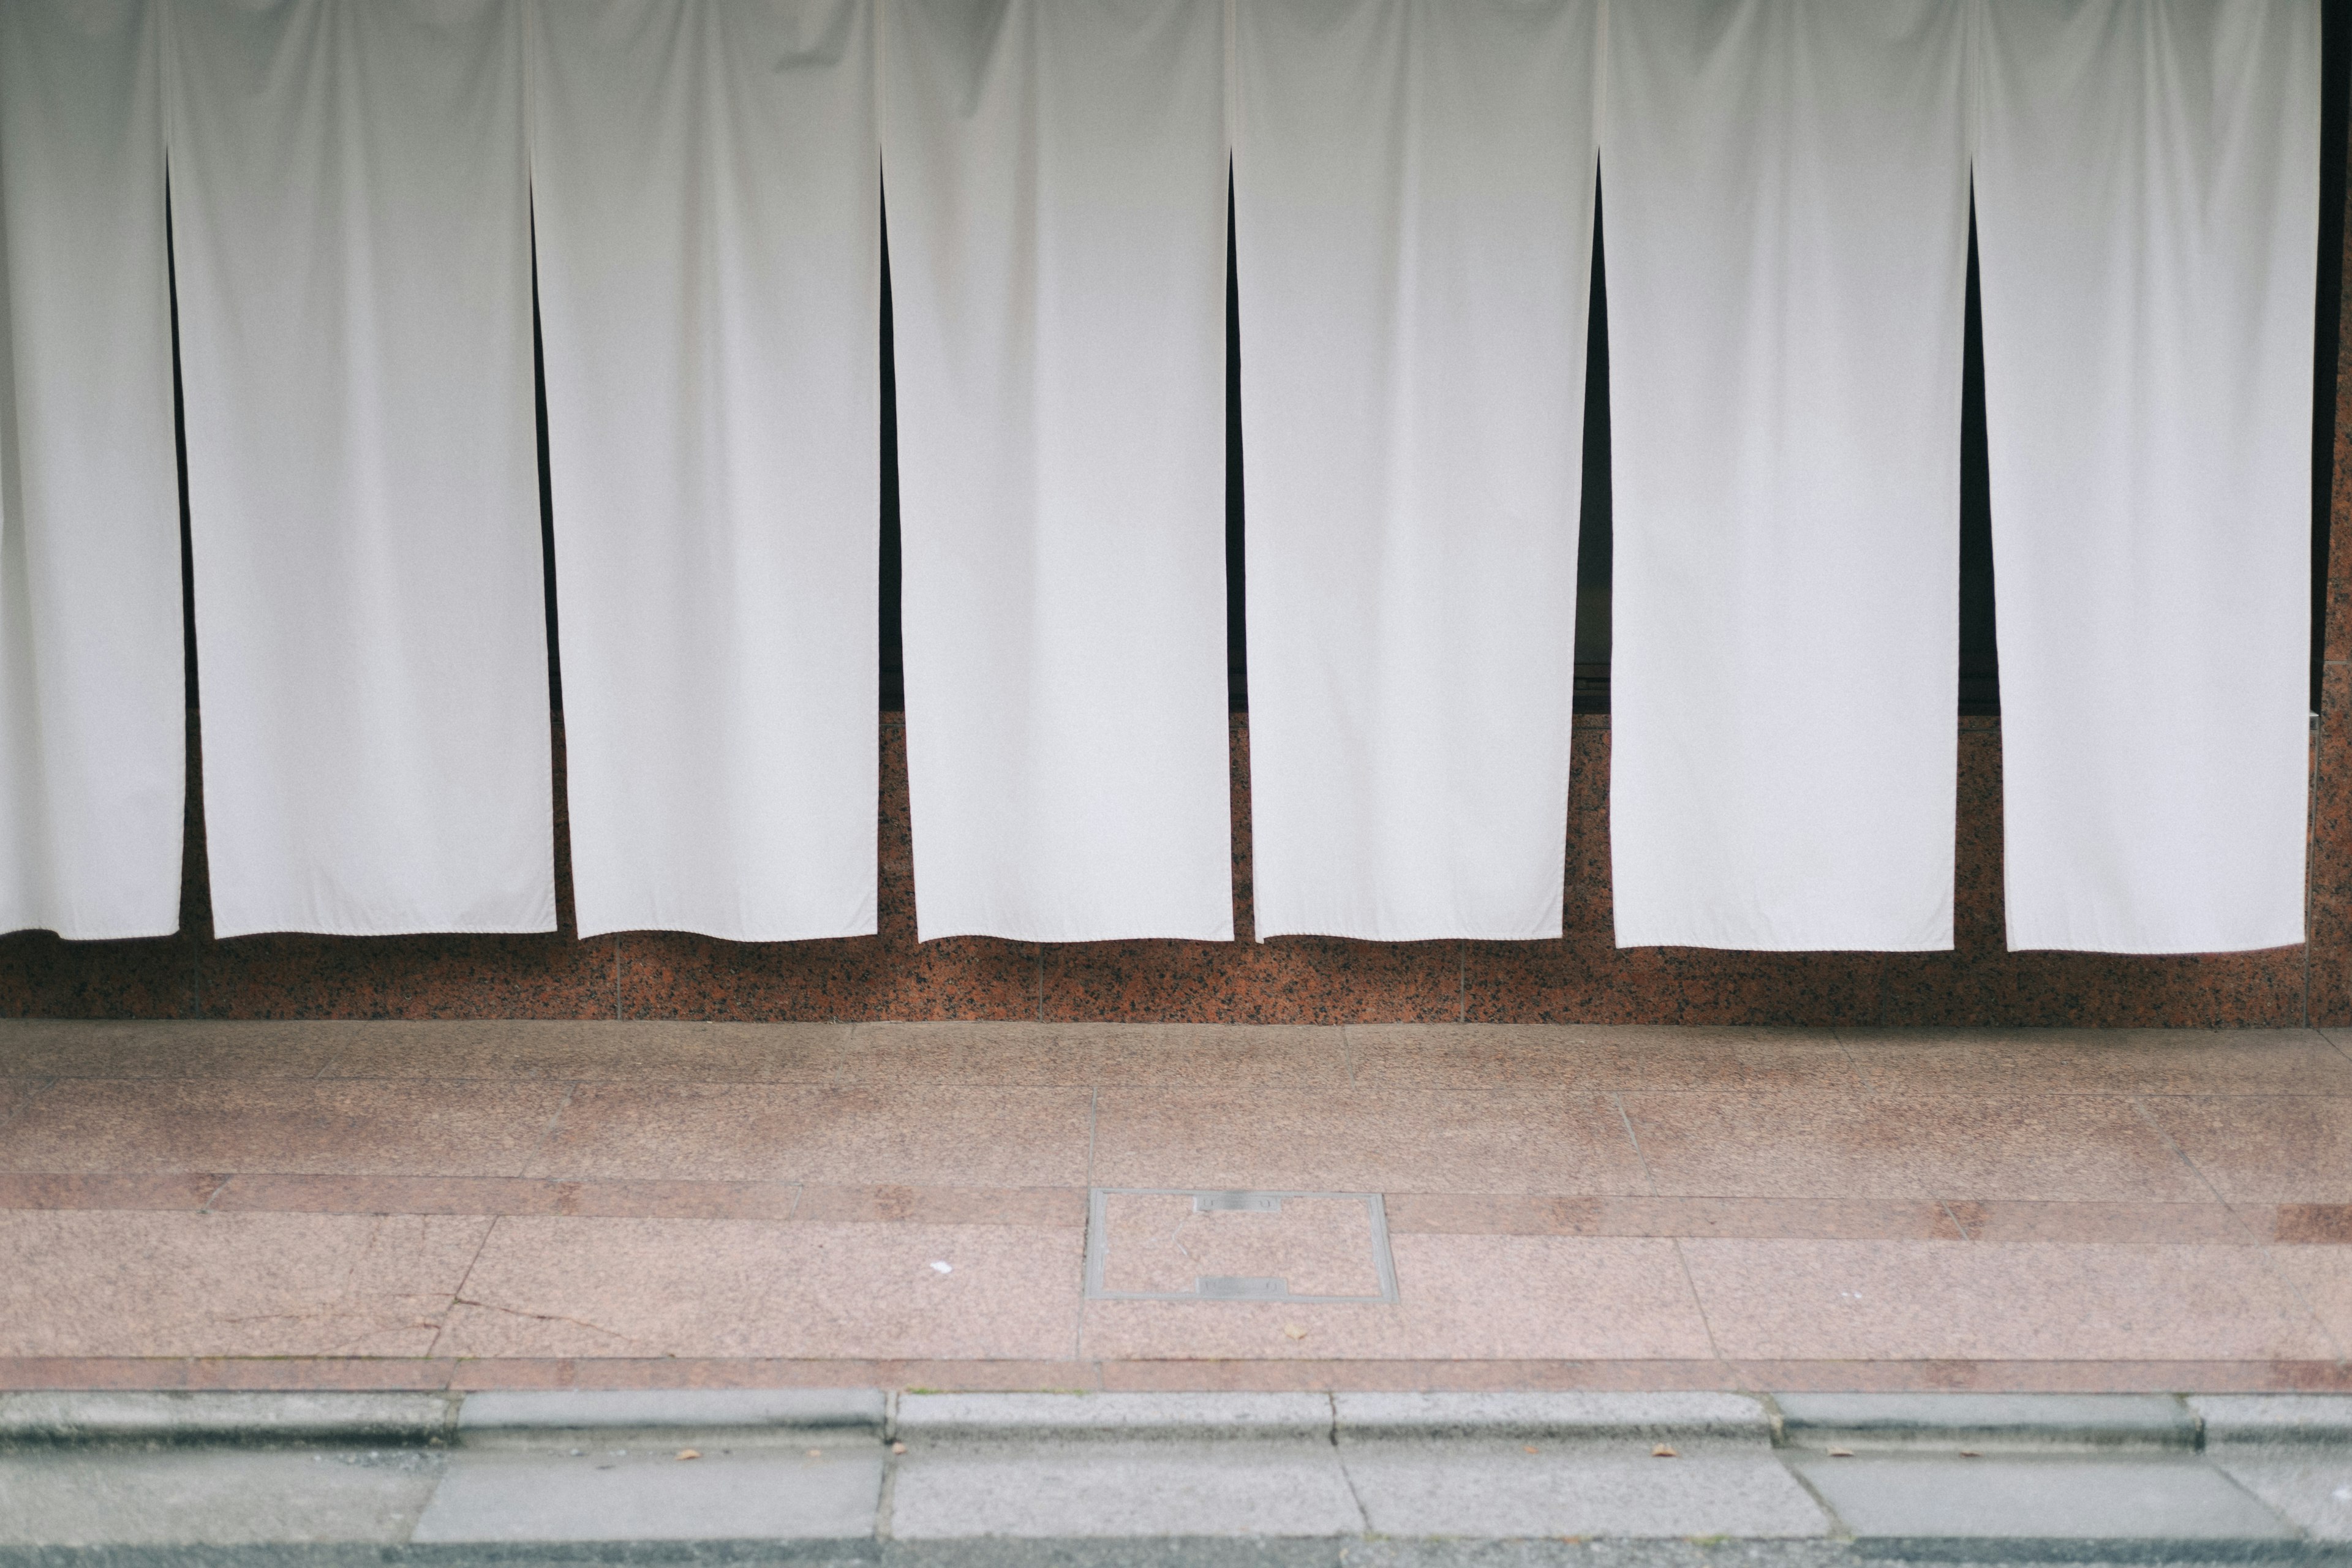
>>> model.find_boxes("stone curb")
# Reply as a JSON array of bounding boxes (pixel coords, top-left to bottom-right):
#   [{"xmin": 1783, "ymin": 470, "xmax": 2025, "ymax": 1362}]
[
  {"xmin": 1770, "ymin": 1392, "xmax": 2199, "ymax": 1451},
  {"xmin": 458, "ymin": 1389, "xmax": 883, "ymax": 1434},
  {"xmin": 2192, "ymin": 1393, "xmax": 2352, "ymax": 1445},
  {"xmin": 892, "ymin": 1392, "xmax": 1333, "ymax": 1442},
  {"xmin": 0, "ymin": 1392, "xmax": 461, "ymax": 1445},
  {"xmin": 7, "ymin": 1389, "xmax": 2350, "ymax": 1455},
  {"xmin": 1332, "ymin": 1391, "xmax": 1773, "ymax": 1443}
]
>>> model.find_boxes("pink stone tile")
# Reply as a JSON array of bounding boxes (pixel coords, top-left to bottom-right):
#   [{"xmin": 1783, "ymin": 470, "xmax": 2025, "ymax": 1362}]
[
  {"xmin": 1070, "ymin": 1024, "xmax": 1348, "ymax": 1087},
  {"xmin": 434, "ymin": 1216, "xmax": 1082, "ymax": 1359},
  {"xmin": 317, "ymin": 1022, "xmax": 848, "ymax": 1083},
  {"xmin": 1090, "ymin": 1089, "xmax": 1648, "ymax": 1195},
  {"xmin": 2273, "ymin": 1204, "xmax": 2352, "ymax": 1243},
  {"xmin": 1680, "ymin": 1240, "xmax": 2335, "ymax": 1361},
  {"xmin": 792, "ymin": 1185, "xmax": 1085, "ymax": 1227},
  {"xmin": 1945, "ymin": 1201, "xmax": 2256, "ymax": 1245},
  {"xmin": 0, "ymin": 1173, "xmax": 221, "ymax": 1211},
  {"xmin": 831, "ymin": 1023, "xmax": 1349, "ymax": 1088},
  {"xmin": 527, "ymin": 1084, "xmax": 1092, "ymax": 1187},
  {"xmin": 2266, "ymin": 1246, "xmax": 2352, "ymax": 1354},
  {"xmin": 205, "ymin": 1174, "xmax": 807, "ymax": 1221},
  {"xmin": 2139, "ymin": 1096, "xmax": 2352, "ymax": 1204},
  {"xmin": 0, "ymin": 1209, "xmax": 490, "ymax": 1357},
  {"xmin": 0, "ymin": 1021, "xmax": 337, "ymax": 1079},
  {"xmin": 1382, "ymin": 1194, "xmax": 1960, "ymax": 1241},
  {"xmin": 1080, "ymin": 1235, "xmax": 1714, "ymax": 1360},
  {"xmin": 1099, "ymin": 1193, "xmax": 1382, "ymax": 1297},
  {"xmin": 833, "ymin": 1022, "xmax": 1085, "ymax": 1085},
  {"xmin": 1345, "ymin": 1025, "xmax": 1860, "ymax": 1092},
  {"xmin": 0, "ymin": 1079, "xmax": 571, "ymax": 1176},
  {"xmin": 1839, "ymin": 1030, "xmax": 2352, "ymax": 1096},
  {"xmin": 1621, "ymin": 1093, "xmax": 2206, "ymax": 1202}
]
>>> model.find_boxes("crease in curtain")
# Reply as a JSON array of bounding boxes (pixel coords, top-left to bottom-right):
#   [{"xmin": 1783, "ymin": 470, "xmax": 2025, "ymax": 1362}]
[
  {"xmin": 168, "ymin": 0, "xmax": 552, "ymax": 937},
  {"xmin": 1604, "ymin": 0, "xmax": 1973, "ymax": 952},
  {"xmin": 0, "ymin": 0, "xmax": 184, "ymax": 940},
  {"xmin": 1234, "ymin": 0, "xmax": 1599, "ymax": 942},
  {"xmin": 880, "ymin": 0, "xmax": 1233, "ymax": 943},
  {"xmin": 1974, "ymin": 0, "xmax": 2319, "ymax": 954},
  {"xmin": 528, "ymin": 0, "xmax": 880, "ymax": 941}
]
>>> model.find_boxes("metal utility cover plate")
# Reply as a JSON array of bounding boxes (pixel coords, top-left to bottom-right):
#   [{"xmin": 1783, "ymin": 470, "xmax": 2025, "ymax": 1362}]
[{"xmin": 1084, "ymin": 1188, "xmax": 1399, "ymax": 1304}]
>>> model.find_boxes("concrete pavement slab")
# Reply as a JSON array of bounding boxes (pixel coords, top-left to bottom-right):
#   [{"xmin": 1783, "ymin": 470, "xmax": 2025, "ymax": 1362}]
[
  {"xmin": 896, "ymin": 1393, "xmax": 1332, "ymax": 1441},
  {"xmin": 1340, "ymin": 1441, "xmax": 1829, "ymax": 1539},
  {"xmin": 458, "ymin": 1387, "xmax": 883, "ymax": 1434},
  {"xmin": 1790, "ymin": 1453, "xmax": 2294, "ymax": 1541},
  {"xmin": 886, "ymin": 1440, "xmax": 1363, "ymax": 1539},
  {"xmin": 410, "ymin": 1444, "xmax": 881, "ymax": 1542},
  {"xmin": 1773, "ymin": 1391, "xmax": 2194, "ymax": 1449},
  {"xmin": 1334, "ymin": 1392, "xmax": 1768, "ymax": 1444},
  {"xmin": 2212, "ymin": 1453, "xmax": 2352, "ymax": 1540},
  {"xmin": 0, "ymin": 1447, "xmax": 443, "ymax": 1545},
  {"xmin": 2195, "ymin": 1394, "xmax": 2352, "ymax": 1444}
]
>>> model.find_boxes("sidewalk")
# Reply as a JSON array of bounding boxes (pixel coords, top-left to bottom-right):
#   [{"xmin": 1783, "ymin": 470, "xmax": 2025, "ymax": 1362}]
[
  {"xmin": 0, "ymin": 1020, "xmax": 2346, "ymax": 1395},
  {"xmin": 3, "ymin": 1390, "xmax": 2349, "ymax": 1559}
]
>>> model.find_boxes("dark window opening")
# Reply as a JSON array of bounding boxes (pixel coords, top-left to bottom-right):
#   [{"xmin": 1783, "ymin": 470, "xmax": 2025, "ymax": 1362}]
[
  {"xmin": 2314, "ymin": 0, "xmax": 2351, "ymax": 714},
  {"xmin": 1959, "ymin": 204, "xmax": 1998, "ymax": 716},
  {"xmin": 881, "ymin": 189, "xmax": 905, "ymax": 712},
  {"xmin": 1574, "ymin": 184, "xmax": 1611, "ymax": 712}
]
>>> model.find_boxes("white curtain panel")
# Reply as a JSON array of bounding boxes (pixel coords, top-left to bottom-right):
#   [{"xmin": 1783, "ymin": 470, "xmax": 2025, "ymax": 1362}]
[
  {"xmin": 1604, "ymin": 0, "xmax": 1972, "ymax": 951},
  {"xmin": 1976, "ymin": 0, "xmax": 2318, "ymax": 954},
  {"xmin": 881, "ymin": 0, "xmax": 1232, "ymax": 942},
  {"xmin": 168, "ymin": 0, "xmax": 552, "ymax": 937},
  {"xmin": 0, "ymin": 0, "xmax": 184, "ymax": 939},
  {"xmin": 1234, "ymin": 0, "xmax": 1599, "ymax": 941},
  {"xmin": 527, "ymin": 0, "xmax": 880, "ymax": 941}
]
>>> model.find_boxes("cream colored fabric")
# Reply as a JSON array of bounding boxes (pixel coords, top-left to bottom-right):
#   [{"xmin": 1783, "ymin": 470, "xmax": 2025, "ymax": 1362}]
[
  {"xmin": 529, "ymin": 0, "xmax": 880, "ymax": 940},
  {"xmin": 1975, "ymin": 0, "xmax": 2318, "ymax": 952},
  {"xmin": 169, "ymin": 0, "xmax": 552, "ymax": 936},
  {"xmin": 881, "ymin": 0, "xmax": 1233, "ymax": 941},
  {"xmin": 1235, "ymin": 0, "xmax": 1600, "ymax": 941},
  {"xmin": 1604, "ymin": 0, "xmax": 1972, "ymax": 951},
  {"xmin": 0, "ymin": 0, "xmax": 184, "ymax": 938}
]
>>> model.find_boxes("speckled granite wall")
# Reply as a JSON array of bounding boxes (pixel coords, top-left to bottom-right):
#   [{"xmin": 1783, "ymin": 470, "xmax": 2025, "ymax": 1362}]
[{"xmin": 0, "ymin": 703, "xmax": 2319, "ymax": 1025}]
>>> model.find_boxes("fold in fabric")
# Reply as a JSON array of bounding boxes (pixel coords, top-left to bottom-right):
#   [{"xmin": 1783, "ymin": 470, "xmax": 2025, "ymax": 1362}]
[
  {"xmin": 168, "ymin": 0, "xmax": 553, "ymax": 937},
  {"xmin": 1975, "ymin": 0, "xmax": 2317, "ymax": 954},
  {"xmin": 0, "ymin": 0, "xmax": 184, "ymax": 939},
  {"xmin": 528, "ymin": 0, "xmax": 879, "ymax": 941},
  {"xmin": 1604, "ymin": 0, "xmax": 1971, "ymax": 951},
  {"xmin": 881, "ymin": 0, "xmax": 1233, "ymax": 942},
  {"xmin": 1235, "ymin": 0, "xmax": 1599, "ymax": 941}
]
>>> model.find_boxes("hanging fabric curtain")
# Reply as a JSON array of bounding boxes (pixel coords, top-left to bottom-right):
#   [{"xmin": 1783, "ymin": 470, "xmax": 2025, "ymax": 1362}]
[
  {"xmin": 880, "ymin": 0, "xmax": 1233, "ymax": 943},
  {"xmin": 1234, "ymin": 0, "xmax": 1599, "ymax": 941},
  {"xmin": 0, "ymin": 0, "xmax": 184, "ymax": 940},
  {"xmin": 1604, "ymin": 0, "xmax": 1972, "ymax": 951},
  {"xmin": 168, "ymin": 0, "xmax": 552, "ymax": 937},
  {"xmin": 1975, "ymin": 0, "xmax": 2317, "ymax": 954},
  {"xmin": 527, "ymin": 0, "xmax": 879, "ymax": 941}
]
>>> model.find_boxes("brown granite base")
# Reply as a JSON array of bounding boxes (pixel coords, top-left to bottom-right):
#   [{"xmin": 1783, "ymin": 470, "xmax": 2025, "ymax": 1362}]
[{"xmin": 0, "ymin": 710, "xmax": 2326, "ymax": 1025}]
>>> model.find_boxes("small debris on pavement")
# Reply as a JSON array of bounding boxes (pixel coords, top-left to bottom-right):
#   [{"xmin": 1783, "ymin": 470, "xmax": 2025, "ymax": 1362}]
[
  {"xmin": 1826, "ymin": 1447, "xmax": 1854, "ymax": 1458},
  {"xmin": 676, "ymin": 1449, "xmax": 699, "ymax": 1461},
  {"xmin": 891, "ymin": 1442, "xmax": 908, "ymax": 1455},
  {"xmin": 1522, "ymin": 1445, "xmax": 1539, "ymax": 1454},
  {"xmin": 1651, "ymin": 1444, "xmax": 1677, "ymax": 1458},
  {"xmin": 807, "ymin": 1448, "xmax": 823, "ymax": 1458},
  {"xmin": 1959, "ymin": 1449, "xmax": 1981, "ymax": 1457},
  {"xmin": 1282, "ymin": 1324, "xmax": 1308, "ymax": 1340},
  {"xmin": 929, "ymin": 1261, "xmax": 952, "ymax": 1273}
]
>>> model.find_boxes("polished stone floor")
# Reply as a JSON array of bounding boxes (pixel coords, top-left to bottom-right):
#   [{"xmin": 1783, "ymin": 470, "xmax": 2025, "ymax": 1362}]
[{"xmin": 0, "ymin": 1020, "xmax": 2345, "ymax": 1393}]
